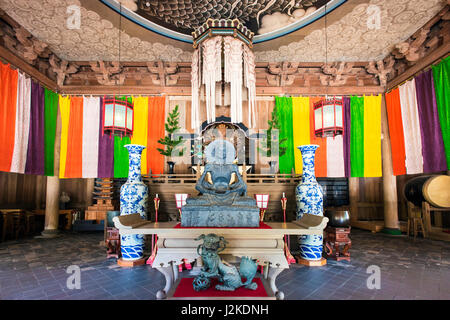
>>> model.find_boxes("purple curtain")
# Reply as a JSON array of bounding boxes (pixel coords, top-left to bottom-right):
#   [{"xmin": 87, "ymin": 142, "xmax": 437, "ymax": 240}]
[
  {"xmin": 343, "ymin": 97, "xmax": 351, "ymax": 177},
  {"xmin": 25, "ymin": 81, "xmax": 45, "ymax": 175},
  {"xmin": 97, "ymin": 97, "xmax": 114, "ymax": 177},
  {"xmin": 415, "ymin": 70, "xmax": 447, "ymax": 173}
]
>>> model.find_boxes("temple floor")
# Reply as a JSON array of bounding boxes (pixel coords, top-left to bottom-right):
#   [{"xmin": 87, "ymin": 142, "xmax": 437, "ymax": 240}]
[{"xmin": 0, "ymin": 229, "xmax": 449, "ymax": 300}]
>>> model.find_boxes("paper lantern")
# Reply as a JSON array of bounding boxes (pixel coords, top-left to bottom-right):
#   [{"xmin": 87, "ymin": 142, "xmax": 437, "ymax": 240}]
[
  {"xmin": 102, "ymin": 96, "xmax": 134, "ymax": 137},
  {"xmin": 313, "ymin": 96, "xmax": 344, "ymax": 138}
]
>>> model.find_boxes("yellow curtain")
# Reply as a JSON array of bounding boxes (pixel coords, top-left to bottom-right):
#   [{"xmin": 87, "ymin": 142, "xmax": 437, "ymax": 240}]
[
  {"xmin": 292, "ymin": 97, "xmax": 310, "ymax": 174},
  {"xmin": 363, "ymin": 95, "xmax": 382, "ymax": 177},
  {"xmin": 58, "ymin": 95, "xmax": 71, "ymax": 178},
  {"xmin": 131, "ymin": 96, "xmax": 149, "ymax": 174}
]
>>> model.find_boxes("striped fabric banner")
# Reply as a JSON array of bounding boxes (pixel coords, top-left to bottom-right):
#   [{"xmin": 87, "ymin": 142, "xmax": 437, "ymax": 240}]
[
  {"xmin": 385, "ymin": 89, "xmax": 407, "ymax": 175},
  {"xmin": 64, "ymin": 97, "xmax": 83, "ymax": 178},
  {"xmin": 10, "ymin": 72, "xmax": 31, "ymax": 173},
  {"xmin": 276, "ymin": 96, "xmax": 295, "ymax": 175},
  {"xmin": 399, "ymin": 79, "xmax": 423, "ymax": 174},
  {"xmin": 350, "ymin": 96, "xmax": 364, "ymax": 177},
  {"xmin": 131, "ymin": 96, "xmax": 149, "ymax": 175},
  {"xmin": 309, "ymin": 97, "xmax": 327, "ymax": 177},
  {"xmin": 0, "ymin": 63, "xmax": 18, "ymax": 172},
  {"xmin": 44, "ymin": 88, "xmax": 58, "ymax": 176},
  {"xmin": 147, "ymin": 96, "xmax": 166, "ymax": 175},
  {"xmin": 292, "ymin": 97, "xmax": 310, "ymax": 175},
  {"xmin": 114, "ymin": 135, "xmax": 131, "ymax": 178},
  {"xmin": 327, "ymin": 135, "xmax": 345, "ymax": 177},
  {"xmin": 432, "ymin": 56, "xmax": 450, "ymax": 170},
  {"xmin": 25, "ymin": 81, "xmax": 45, "ymax": 175},
  {"xmin": 97, "ymin": 97, "xmax": 114, "ymax": 178},
  {"xmin": 363, "ymin": 95, "xmax": 382, "ymax": 177},
  {"xmin": 415, "ymin": 70, "xmax": 447, "ymax": 173},
  {"xmin": 82, "ymin": 96, "xmax": 100, "ymax": 178},
  {"xmin": 59, "ymin": 96, "xmax": 71, "ymax": 178}
]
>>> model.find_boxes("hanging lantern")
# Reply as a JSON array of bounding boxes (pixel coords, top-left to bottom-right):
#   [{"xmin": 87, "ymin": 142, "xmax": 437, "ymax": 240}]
[
  {"xmin": 313, "ymin": 96, "xmax": 344, "ymax": 138},
  {"xmin": 102, "ymin": 96, "xmax": 134, "ymax": 137}
]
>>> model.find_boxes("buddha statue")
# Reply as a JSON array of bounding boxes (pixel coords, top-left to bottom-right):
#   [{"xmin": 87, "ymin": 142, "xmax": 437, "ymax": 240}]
[{"xmin": 181, "ymin": 139, "xmax": 260, "ymax": 227}]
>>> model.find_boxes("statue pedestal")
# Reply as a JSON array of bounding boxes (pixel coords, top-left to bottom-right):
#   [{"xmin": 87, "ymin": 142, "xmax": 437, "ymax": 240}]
[
  {"xmin": 113, "ymin": 213, "xmax": 329, "ymax": 299},
  {"xmin": 296, "ymin": 257, "xmax": 327, "ymax": 267},
  {"xmin": 117, "ymin": 258, "xmax": 146, "ymax": 267}
]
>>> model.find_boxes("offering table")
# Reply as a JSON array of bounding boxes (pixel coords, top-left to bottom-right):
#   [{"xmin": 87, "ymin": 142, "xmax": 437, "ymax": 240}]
[{"xmin": 114, "ymin": 213, "xmax": 328, "ymax": 300}]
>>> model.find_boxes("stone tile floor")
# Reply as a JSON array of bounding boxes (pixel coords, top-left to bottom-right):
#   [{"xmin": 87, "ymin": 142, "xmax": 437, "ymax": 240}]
[{"xmin": 0, "ymin": 229, "xmax": 449, "ymax": 300}]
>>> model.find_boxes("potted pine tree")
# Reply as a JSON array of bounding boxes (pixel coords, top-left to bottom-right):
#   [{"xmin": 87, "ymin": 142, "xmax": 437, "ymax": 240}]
[{"xmin": 157, "ymin": 105, "xmax": 185, "ymax": 174}]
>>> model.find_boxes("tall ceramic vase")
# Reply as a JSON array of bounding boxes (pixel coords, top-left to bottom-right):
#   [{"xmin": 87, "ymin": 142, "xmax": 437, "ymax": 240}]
[
  {"xmin": 120, "ymin": 144, "xmax": 148, "ymax": 261},
  {"xmin": 295, "ymin": 145, "xmax": 324, "ymax": 260}
]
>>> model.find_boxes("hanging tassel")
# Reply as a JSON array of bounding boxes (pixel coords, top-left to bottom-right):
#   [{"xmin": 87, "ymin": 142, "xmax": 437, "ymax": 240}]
[{"xmin": 191, "ymin": 49, "xmax": 200, "ymax": 132}]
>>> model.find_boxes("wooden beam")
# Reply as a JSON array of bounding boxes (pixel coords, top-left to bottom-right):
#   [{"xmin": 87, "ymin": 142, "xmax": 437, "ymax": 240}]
[
  {"xmin": 387, "ymin": 42, "xmax": 450, "ymax": 91},
  {"xmin": 0, "ymin": 44, "xmax": 58, "ymax": 91},
  {"xmin": 60, "ymin": 85, "xmax": 384, "ymax": 96}
]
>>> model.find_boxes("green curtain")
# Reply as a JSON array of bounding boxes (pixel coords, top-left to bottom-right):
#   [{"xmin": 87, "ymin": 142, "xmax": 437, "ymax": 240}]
[
  {"xmin": 432, "ymin": 56, "xmax": 450, "ymax": 169},
  {"xmin": 113, "ymin": 96, "xmax": 132, "ymax": 178},
  {"xmin": 276, "ymin": 96, "xmax": 295, "ymax": 174},
  {"xmin": 43, "ymin": 89, "xmax": 58, "ymax": 176},
  {"xmin": 114, "ymin": 135, "xmax": 131, "ymax": 178},
  {"xmin": 350, "ymin": 96, "xmax": 364, "ymax": 177}
]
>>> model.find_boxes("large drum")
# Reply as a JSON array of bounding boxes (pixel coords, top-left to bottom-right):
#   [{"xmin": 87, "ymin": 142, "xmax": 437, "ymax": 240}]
[{"xmin": 403, "ymin": 175, "xmax": 450, "ymax": 208}]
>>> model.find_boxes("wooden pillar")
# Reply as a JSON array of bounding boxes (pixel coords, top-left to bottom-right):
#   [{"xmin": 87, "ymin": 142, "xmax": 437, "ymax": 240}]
[
  {"xmin": 349, "ymin": 177, "xmax": 359, "ymax": 223},
  {"xmin": 42, "ymin": 101, "xmax": 62, "ymax": 237},
  {"xmin": 85, "ymin": 178, "xmax": 95, "ymax": 208},
  {"xmin": 380, "ymin": 95, "xmax": 401, "ymax": 234}
]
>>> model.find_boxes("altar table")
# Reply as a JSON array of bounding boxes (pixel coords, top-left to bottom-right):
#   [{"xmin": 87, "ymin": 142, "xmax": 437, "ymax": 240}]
[{"xmin": 114, "ymin": 214, "xmax": 328, "ymax": 300}]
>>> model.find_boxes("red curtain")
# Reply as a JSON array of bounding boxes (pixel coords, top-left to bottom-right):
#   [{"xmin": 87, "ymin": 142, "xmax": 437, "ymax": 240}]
[
  {"xmin": 385, "ymin": 89, "xmax": 406, "ymax": 175},
  {"xmin": 65, "ymin": 97, "xmax": 83, "ymax": 178},
  {"xmin": 147, "ymin": 96, "xmax": 166, "ymax": 175},
  {"xmin": 309, "ymin": 97, "xmax": 327, "ymax": 177},
  {"xmin": 0, "ymin": 63, "xmax": 18, "ymax": 171}
]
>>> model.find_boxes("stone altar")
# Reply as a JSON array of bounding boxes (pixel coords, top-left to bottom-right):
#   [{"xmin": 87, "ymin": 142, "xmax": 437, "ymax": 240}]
[{"xmin": 181, "ymin": 140, "xmax": 260, "ymax": 227}]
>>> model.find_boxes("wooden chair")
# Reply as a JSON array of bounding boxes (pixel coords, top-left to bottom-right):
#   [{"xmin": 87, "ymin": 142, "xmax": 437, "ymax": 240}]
[
  {"xmin": 24, "ymin": 211, "xmax": 36, "ymax": 236},
  {"xmin": 407, "ymin": 201, "xmax": 426, "ymax": 239}
]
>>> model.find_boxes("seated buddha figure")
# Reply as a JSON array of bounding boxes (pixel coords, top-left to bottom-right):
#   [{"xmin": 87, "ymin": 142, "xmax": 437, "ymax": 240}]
[{"xmin": 181, "ymin": 139, "xmax": 260, "ymax": 227}]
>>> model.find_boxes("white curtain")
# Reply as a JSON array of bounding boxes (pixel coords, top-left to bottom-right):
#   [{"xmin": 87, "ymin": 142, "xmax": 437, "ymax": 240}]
[
  {"xmin": 326, "ymin": 135, "xmax": 345, "ymax": 177},
  {"xmin": 10, "ymin": 72, "xmax": 31, "ymax": 173},
  {"xmin": 82, "ymin": 96, "xmax": 100, "ymax": 178},
  {"xmin": 399, "ymin": 79, "xmax": 423, "ymax": 174}
]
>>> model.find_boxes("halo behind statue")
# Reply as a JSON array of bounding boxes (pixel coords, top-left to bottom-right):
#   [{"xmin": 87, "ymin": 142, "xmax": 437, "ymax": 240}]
[{"xmin": 205, "ymin": 139, "xmax": 236, "ymax": 164}]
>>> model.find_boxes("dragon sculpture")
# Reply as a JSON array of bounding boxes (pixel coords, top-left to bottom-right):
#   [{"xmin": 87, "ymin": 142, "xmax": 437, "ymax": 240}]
[{"xmin": 193, "ymin": 233, "xmax": 258, "ymax": 291}]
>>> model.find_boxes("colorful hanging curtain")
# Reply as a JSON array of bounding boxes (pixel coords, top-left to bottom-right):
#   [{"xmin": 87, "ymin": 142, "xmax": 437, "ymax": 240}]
[
  {"xmin": 25, "ymin": 81, "xmax": 45, "ymax": 175},
  {"xmin": 114, "ymin": 135, "xmax": 131, "ymax": 178},
  {"xmin": 82, "ymin": 96, "xmax": 100, "ymax": 178},
  {"xmin": 59, "ymin": 95, "xmax": 71, "ymax": 178},
  {"xmin": 147, "ymin": 96, "xmax": 166, "ymax": 175},
  {"xmin": 399, "ymin": 79, "xmax": 423, "ymax": 174},
  {"xmin": 276, "ymin": 96, "xmax": 295, "ymax": 174},
  {"xmin": 97, "ymin": 97, "xmax": 114, "ymax": 178},
  {"xmin": 432, "ymin": 56, "xmax": 450, "ymax": 170},
  {"xmin": 10, "ymin": 72, "xmax": 31, "ymax": 174},
  {"xmin": 385, "ymin": 88, "xmax": 407, "ymax": 175},
  {"xmin": 113, "ymin": 96, "xmax": 132, "ymax": 178},
  {"xmin": 350, "ymin": 96, "xmax": 364, "ymax": 177},
  {"xmin": 0, "ymin": 63, "xmax": 18, "ymax": 172},
  {"xmin": 415, "ymin": 70, "xmax": 447, "ymax": 173},
  {"xmin": 64, "ymin": 96, "xmax": 83, "ymax": 178},
  {"xmin": 131, "ymin": 96, "xmax": 149, "ymax": 175},
  {"xmin": 43, "ymin": 88, "xmax": 58, "ymax": 176},
  {"xmin": 292, "ymin": 97, "xmax": 310, "ymax": 175},
  {"xmin": 327, "ymin": 135, "xmax": 345, "ymax": 177},
  {"xmin": 309, "ymin": 97, "xmax": 327, "ymax": 177},
  {"xmin": 342, "ymin": 97, "xmax": 351, "ymax": 177},
  {"xmin": 363, "ymin": 95, "xmax": 382, "ymax": 177}
]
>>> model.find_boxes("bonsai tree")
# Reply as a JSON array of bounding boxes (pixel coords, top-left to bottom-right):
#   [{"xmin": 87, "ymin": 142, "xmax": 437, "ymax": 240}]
[
  {"xmin": 157, "ymin": 105, "xmax": 185, "ymax": 159},
  {"xmin": 258, "ymin": 106, "xmax": 287, "ymax": 158}
]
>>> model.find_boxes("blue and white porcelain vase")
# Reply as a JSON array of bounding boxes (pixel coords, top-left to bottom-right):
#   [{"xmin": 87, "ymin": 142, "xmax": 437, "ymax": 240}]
[
  {"xmin": 295, "ymin": 144, "xmax": 324, "ymax": 261},
  {"xmin": 120, "ymin": 144, "xmax": 148, "ymax": 261}
]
